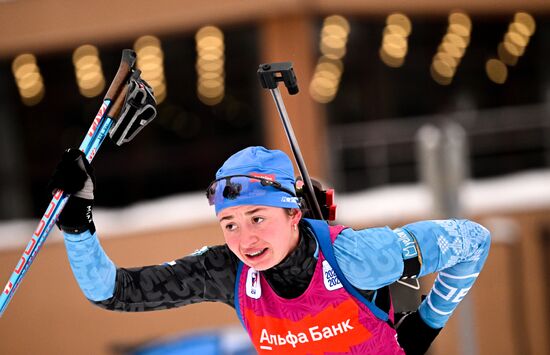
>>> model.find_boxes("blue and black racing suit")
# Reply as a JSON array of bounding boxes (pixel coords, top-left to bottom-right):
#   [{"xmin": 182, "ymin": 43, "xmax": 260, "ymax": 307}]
[{"xmin": 62, "ymin": 218, "xmax": 490, "ymax": 333}]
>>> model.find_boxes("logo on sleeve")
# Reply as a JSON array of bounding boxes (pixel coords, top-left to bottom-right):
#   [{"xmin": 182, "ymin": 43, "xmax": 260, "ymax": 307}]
[
  {"xmin": 322, "ymin": 260, "xmax": 343, "ymax": 291},
  {"xmin": 246, "ymin": 268, "xmax": 262, "ymax": 299}
]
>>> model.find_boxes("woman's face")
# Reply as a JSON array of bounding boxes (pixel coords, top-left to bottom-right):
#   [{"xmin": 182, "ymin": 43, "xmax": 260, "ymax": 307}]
[{"xmin": 218, "ymin": 205, "xmax": 302, "ymax": 270}]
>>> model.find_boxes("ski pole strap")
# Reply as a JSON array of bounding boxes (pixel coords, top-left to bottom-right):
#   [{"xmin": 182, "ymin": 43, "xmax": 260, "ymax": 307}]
[{"xmin": 109, "ymin": 70, "xmax": 157, "ymax": 146}]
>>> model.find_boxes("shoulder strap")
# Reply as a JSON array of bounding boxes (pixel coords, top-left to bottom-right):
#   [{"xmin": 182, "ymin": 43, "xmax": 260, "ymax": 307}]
[
  {"xmin": 303, "ymin": 218, "xmax": 389, "ymax": 322},
  {"xmin": 233, "ymin": 261, "xmax": 245, "ymax": 327}
]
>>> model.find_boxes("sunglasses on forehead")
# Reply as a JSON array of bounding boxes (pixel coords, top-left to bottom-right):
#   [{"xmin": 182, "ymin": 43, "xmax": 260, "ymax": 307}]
[{"xmin": 205, "ymin": 174, "xmax": 296, "ymax": 206}]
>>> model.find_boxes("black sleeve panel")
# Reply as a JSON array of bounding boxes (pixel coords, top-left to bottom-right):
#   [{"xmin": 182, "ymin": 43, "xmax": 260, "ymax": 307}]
[{"xmin": 93, "ymin": 244, "xmax": 239, "ymax": 312}]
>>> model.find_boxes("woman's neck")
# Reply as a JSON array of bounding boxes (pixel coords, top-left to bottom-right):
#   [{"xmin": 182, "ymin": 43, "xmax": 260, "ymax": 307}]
[{"xmin": 262, "ymin": 222, "xmax": 318, "ymax": 298}]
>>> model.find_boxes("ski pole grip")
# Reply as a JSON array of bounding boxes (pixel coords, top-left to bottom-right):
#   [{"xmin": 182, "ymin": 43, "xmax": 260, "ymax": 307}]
[
  {"xmin": 257, "ymin": 62, "xmax": 299, "ymax": 95},
  {"xmin": 104, "ymin": 49, "xmax": 136, "ymax": 102},
  {"xmin": 106, "ymin": 84, "xmax": 129, "ymax": 120}
]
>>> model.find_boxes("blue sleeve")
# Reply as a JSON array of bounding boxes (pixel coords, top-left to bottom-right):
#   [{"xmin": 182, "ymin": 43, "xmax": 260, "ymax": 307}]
[
  {"xmin": 333, "ymin": 226, "xmax": 406, "ymax": 290},
  {"xmin": 63, "ymin": 230, "xmax": 117, "ymax": 301},
  {"xmin": 333, "ymin": 219, "xmax": 491, "ymax": 328},
  {"xmin": 405, "ymin": 220, "xmax": 490, "ymax": 328}
]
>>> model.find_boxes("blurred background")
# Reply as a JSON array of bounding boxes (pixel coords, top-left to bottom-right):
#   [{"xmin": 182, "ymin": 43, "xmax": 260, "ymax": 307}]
[{"xmin": 0, "ymin": 0, "xmax": 549, "ymax": 354}]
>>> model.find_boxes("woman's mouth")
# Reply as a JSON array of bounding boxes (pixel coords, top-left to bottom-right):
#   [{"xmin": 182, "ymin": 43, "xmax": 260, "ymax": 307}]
[{"xmin": 245, "ymin": 248, "xmax": 268, "ymax": 258}]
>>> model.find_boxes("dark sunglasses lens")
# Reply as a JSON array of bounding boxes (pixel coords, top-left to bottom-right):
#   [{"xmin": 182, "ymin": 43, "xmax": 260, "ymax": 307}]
[
  {"xmin": 206, "ymin": 175, "xmax": 292, "ymax": 206},
  {"xmin": 206, "ymin": 182, "xmax": 218, "ymax": 205}
]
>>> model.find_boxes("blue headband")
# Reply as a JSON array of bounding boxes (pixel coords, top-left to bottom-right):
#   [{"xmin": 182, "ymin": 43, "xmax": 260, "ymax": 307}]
[{"xmin": 211, "ymin": 146, "xmax": 300, "ymax": 214}]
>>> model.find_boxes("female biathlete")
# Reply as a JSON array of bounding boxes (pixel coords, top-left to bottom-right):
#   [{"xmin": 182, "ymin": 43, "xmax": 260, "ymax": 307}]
[{"xmin": 50, "ymin": 145, "xmax": 491, "ymax": 354}]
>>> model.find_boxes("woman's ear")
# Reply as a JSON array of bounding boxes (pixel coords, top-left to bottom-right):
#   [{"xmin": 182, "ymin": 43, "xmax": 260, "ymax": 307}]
[{"xmin": 290, "ymin": 208, "xmax": 302, "ymax": 225}]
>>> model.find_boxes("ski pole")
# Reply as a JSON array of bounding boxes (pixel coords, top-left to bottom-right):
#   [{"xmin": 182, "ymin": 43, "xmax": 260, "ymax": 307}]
[
  {"xmin": 0, "ymin": 49, "xmax": 156, "ymax": 317},
  {"xmin": 257, "ymin": 62, "xmax": 327, "ymax": 220}
]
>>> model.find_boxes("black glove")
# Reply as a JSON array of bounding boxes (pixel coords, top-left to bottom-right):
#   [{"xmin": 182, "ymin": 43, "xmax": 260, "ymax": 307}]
[
  {"xmin": 396, "ymin": 310, "xmax": 442, "ymax": 355},
  {"xmin": 48, "ymin": 148, "xmax": 96, "ymax": 234}
]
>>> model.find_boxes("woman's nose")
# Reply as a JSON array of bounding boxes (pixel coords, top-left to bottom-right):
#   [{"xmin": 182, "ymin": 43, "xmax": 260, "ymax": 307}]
[{"xmin": 239, "ymin": 226, "xmax": 260, "ymax": 246}]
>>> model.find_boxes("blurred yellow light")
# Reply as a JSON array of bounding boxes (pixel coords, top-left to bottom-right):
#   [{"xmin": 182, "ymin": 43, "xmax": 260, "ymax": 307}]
[
  {"xmin": 137, "ymin": 46, "xmax": 163, "ymax": 59},
  {"xmin": 198, "ymin": 80, "xmax": 224, "ymax": 104},
  {"xmin": 154, "ymin": 82, "xmax": 166, "ymax": 97},
  {"xmin": 134, "ymin": 35, "xmax": 166, "ymax": 103},
  {"xmin": 198, "ymin": 95, "xmax": 223, "ymax": 106},
  {"xmin": 322, "ymin": 34, "xmax": 347, "ymax": 49},
  {"xmin": 154, "ymin": 88, "xmax": 167, "ymax": 104},
  {"xmin": 199, "ymin": 71, "xmax": 224, "ymax": 82},
  {"xmin": 137, "ymin": 49, "xmax": 163, "ymax": 60},
  {"xmin": 80, "ymin": 80, "xmax": 105, "ymax": 95},
  {"xmin": 145, "ymin": 78, "xmax": 166, "ymax": 90},
  {"xmin": 13, "ymin": 63, "xmax": 37, "ymax": 81},
  {"xmin": 12, "ymin": 54, "xmax": 36, "ymax": 73},
  {"xmin": 139, "ymin": 61, "xmax": 163, "ymax": 73},
  {"xmin": 21, "ymin": 87, "xmax": 44, "ymax": 106},
  {"xmin": 320, "ymin": 42, "xmax": 346, "ymax": 60},
  {"xmin": 430, "ymin": 63, "xmax": 452, "ymax": 85},
  {"xmin": 383, "ymin": 33, "xmax": 407, "ymax": 48},
  {"xmin": 310, "ymin": 92, "xmax": 335, "ymax": 104},
  {"xmin": 72, "ymin": 45, "xmax": 99, "ymax": 64},
  {"xmin": 198, "ymin": 88, "xmax": 223, "ymax": 100},
  {"xmin": 15, "ymin": 70, "xmax": 38, "ymax": 87},
  {"xmin": 449, "ymin": 12, "xmax": 472, "ymax": 32},
  {"xmin": 502, "ymin": 40, "xmax": 524, "ymax": 57},
  {"xmin": 17, "ymin": 72, "xmax": 41, "ymax": 90},
  {"xmin": 76, "ymin": 64, "xmax": 102, "ymax": 78},
  {"xmin": 311, "ymin": 76, "xmax": 338, "ymax": 94},
  {"xmin": 315, "ymin": 64, "xmax": 342, "ymax": 82},
  {"xmin": 382, "ymin": 38, "xmax": 407, "ymax": 59},
  {"xmin": 73, "ymin": 44, "xmax": 105, "ymax": 98},
  {"xmin": 197, "ymin": 45, "xmax": 224, "ymax": 58},
  {"xmin": 448, "ymin": 23, "xmax": 470, "ymax": 38},
  {"xmin": 137, "ymin": 59, "xmax": 163, "ymax": 72},
  {"xmin": 497, "ymin": 42, "xmax": 518, "ymax": 66},
  {"xmin": 197, "ymin": 36, "xmax": 224, "ymax": 50},
  {"xmin": 434, "ymin": 52, "xmax": 458, "ymax": 68},
  {"xmin": 196, "ymin": 26, "xmax": 223, "ymax": 44},
  {"xmin": 21, "ymin": 85, "xmax": 44, "ymax": 98},
  {"xmin": 379, "ymin": 48, "xmax": 405, "ymax": 68},
  {"xmin": 439, "ymin": 42, "xmax": 464, "ymax": 59},
  {"xmin": 75, "ymin": 55, "xmax": 101, "ymax": 69},
  {"xmin": 197, "ymin": 62, "xmax": 224, "ymax": 74},
  {"xmin": 386, "ymin": 13, "xmax": 412, "ymax": 37},
  {"xmin": 141, "ymin": 70, "xmax": 165, "ymax": 84},
  {"xmin": 19, "ymin": 78, "xmax": 43, "ymax": 96},
  {"xmin": 444, "ymin": 33, "xmax": 467, "ymax": 49},
  {"xmin": 201, "ymin": 53, "xmax": 225, "ymax": 63},
  {"xmin": 12, "ymin": 53, "xmax": 45, "ymax": 104},
  {"xmin": 196, "ymin": 25, "xmax": 225, "ymax": 106},
  {"xmin": 514, "ymin": 12, "xmax": 535, "ymax": 36},
  {"xmin": 383, "ymin": 25, "xmax": 408, "ymax": 38},
  {"xmin": 504, "ymin": 31, "xmax": 529, "ymax": 48},
  {"xmin": 134, "ymin": 35, "xmax": 161, "ymax": 51},
  {"xmin": 137, "ymin": 54, "xmax": 164, "ymax": 68},
  {"xmin": 318, "ymin": 56, "xmax": 343, "ymax": 71},
  {"xmin": 81, "ymin": 87, "xmax": 104, "ymax": 98},
  {"xmin": 509, "ymin": 22, "xmax": 531, "ymax": 38},
  {"xmin": 199, "ymin": 77, "xmax": 224, "ymax": 89},
  {"xmin": 309, "ymin": 78, "xmax": 338, "ymax": 104},
  {"xmin": 486, "ymin": 58, "xmax": 508, "ymax": 84},
  {"xmin": 77, "ymin": 70, "xmax": 102, "ymax": 83},
  {"xmin": 322, "ymin": 24, "xmax": 349, "ymax": 40},
  {"xmin": 432, "ymin": 59, "xmax": 455, "ymax": 78},
  {"xmin": 312, "ymin": 16, "xmax": 348, "ymax": 103},
  {"xmin": 15, "ymin": 68, "xmax": 39, "ymax": 85},
  {"xmin": 324, "ymin": 15, "xmax": 350, "ymax": 34}
]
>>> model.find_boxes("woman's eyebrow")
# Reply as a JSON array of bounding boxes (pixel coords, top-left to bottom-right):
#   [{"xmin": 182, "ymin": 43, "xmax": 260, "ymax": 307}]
[
  {"xmin": 219, "ymin": 215, "xmax": 234, "ymax": 222},
  {"xmin": 245, "ymin": 207, "xmax": 266, "ymax": 215}
]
